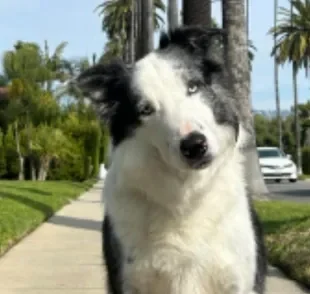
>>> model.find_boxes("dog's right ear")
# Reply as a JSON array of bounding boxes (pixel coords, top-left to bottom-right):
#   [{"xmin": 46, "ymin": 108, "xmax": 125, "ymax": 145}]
[{"xmin": 75, "ymin": 60, "xmax": 130, "ymax": 122}]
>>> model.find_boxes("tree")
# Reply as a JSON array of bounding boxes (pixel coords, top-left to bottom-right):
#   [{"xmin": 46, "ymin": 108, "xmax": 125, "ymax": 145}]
[
  {"xmin": 210, "ymin": 18, "xmax": 257, "ymax": 72},
  {"xmin": 182, "ymin": 0, "xmax": 212, "ymax": 27},
  {"xmin": 269, "ymin": 0, "xmax": 310, "ymax": 175},
  {"xmin": 168, "ymin": 0, "xmax": 179, "ymax": 31},
  {"xmin": 222, "ymin": 0, "xmax": 268, "ymax": 197},
  {"xmin": 31, "ymin": 125, "xmax": 71, "ymax": 181},
  {"xmin": 297, "ymin": 101, "xmax": 310, "ymax": 147},
  {"xmin": 96, "ymin": 0, "xmax": 165, "ymax": 62},
  {"xmin": 2, "ymin": 41, "xmax": 68, "ymax": 180},
  {"xmin": 100, "ymin": 37, "xmax": 124, "ymax": 63},
  {"xmin": 141, "ymin": 0, "xmax": 155, "ymax": 56},
  {"xmin": 0, "ymin": 130, "xmax": 6, "ymax": 177},
  {"xmin": 273, "ymin": 0, "xmax": 283, "ymax": 151}
]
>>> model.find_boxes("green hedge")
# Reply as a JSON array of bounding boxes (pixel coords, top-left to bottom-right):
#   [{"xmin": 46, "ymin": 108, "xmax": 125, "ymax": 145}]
[
  {"xmin": 47, "ymin": 154, "xmax": 85, "ymax": 182},
  {"xmin": 302, "ymin": 147, "xmax": 310, "ymax": 174},
  {"xmin": 0, "ymin": 121, "xmax": 109, "ymax": 181}
]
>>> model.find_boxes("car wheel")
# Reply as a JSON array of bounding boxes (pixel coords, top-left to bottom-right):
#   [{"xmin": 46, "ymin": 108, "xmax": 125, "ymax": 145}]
[
  {"xmin": 289, "ymin": 179, "xmax": 297, "ymax": 183},
  {"xmin": 275, "ymin": 179, "xmax": 281, "ymax": 183}
]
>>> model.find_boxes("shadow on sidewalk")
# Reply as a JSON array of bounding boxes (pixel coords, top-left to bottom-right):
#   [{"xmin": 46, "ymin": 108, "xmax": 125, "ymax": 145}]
[{"xmin": 48, "ymin": 215, "xmax": 102, "ymax": 231}]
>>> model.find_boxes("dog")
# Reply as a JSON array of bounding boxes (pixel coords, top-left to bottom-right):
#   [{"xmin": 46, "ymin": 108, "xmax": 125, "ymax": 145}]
[{"xmin": 77, "ymin": 26, "xmax": 267, "ymax": 294}]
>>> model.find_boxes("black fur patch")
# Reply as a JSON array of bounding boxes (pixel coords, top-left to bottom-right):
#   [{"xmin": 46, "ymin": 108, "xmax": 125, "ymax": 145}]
[
  {"xmin": 159, "ymin": 26, "xmax": 224, "ymax": 55},
  {"xmin": 103, "ymin": 215, "xmax": 124, "ymax": 294},
  {"xmin": 249, "ymin": 201, "xmax": 267, "ymax": 294},
  {"xmin": 77, "ymin": 60, "xmax": 143, "ymax": 146}
]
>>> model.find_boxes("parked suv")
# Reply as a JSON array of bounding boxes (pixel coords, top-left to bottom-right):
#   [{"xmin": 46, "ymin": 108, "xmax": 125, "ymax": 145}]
[{"xmin": 257, "ymin": 147, "xmax": 297, "ymax": 183}]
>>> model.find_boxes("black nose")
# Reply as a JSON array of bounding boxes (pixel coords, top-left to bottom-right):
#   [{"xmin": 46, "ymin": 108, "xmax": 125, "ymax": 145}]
[{"xmin": 180, "ymin": 131, "xmax": 208, "ymax": 161}]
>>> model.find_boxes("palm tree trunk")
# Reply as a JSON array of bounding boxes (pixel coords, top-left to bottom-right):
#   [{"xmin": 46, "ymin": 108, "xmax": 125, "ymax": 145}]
[
  {"xmin": 222, "ymin": 0, "xmax": 268, "ymax": 198},
  {"xmin": 293, "ymin": 64, "xmax": 302, "ymax": 174},
  {"xmin": 135, "ymin": 0, "xmax": 143, "ymax": 60},
  {"xmin": 290, "ymin": 3, "xmax": 302, "ymax": 175},
  {"xmin": 274, "ymin": 0, "xmax": 283, "ymax": 150},
  {"xmin": 129, "ymin": 0, "xmax": 136, "ymax": 64},
  {"xmin": 168, "ymin": 0, "xmax": 179, "ymax": 31},
  {"xmin": 182, "ymin": 0, "xmax": 212, "ymax": 27},
  {"xmin": 246, "ymin": 0, "xmax": 249, "ymax": 37},
  {"xmin": 141, "ymin": 0, "xmax": 154, "ymax": 57}
]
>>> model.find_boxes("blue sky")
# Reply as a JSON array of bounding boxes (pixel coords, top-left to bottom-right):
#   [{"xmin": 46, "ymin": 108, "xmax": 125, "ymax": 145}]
[{"xmin": 0, "ymin": 0, "xmax": 309, "ymax": 110}]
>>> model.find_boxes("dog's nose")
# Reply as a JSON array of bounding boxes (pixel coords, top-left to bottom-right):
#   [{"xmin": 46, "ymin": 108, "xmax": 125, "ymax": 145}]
[{"xmin": 180, "ymin": 131, "xmax": 208, "ymax": 161}]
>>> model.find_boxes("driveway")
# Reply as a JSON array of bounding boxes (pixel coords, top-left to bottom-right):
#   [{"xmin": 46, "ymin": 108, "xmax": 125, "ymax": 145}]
[{"xmin": 267, "ymin": 180, "xmax": 310, "ymax": 202}]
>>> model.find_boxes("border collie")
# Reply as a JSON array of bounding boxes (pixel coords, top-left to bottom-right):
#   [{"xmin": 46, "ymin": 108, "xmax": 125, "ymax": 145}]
[{"xmin": 77, "ymin": 26, "xmax": 267, "ymax": 294}]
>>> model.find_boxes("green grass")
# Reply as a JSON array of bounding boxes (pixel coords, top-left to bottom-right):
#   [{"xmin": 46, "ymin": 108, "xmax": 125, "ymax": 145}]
[
  {"xmin": 0, "ymin": 179, "xmax": 96, "ymax": 256},
  {"xmin": 299, "ymin": 174, "xmax": 310, "ymax": 180},
  {"xmin": 255, "ymin": 200, "xmax": 310, "ymax": 287}
]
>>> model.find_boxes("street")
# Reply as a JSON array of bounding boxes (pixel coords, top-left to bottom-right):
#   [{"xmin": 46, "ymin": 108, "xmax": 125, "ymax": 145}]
[{"xmin": 267, "ymin": 180, "xmax": 310, "ymax": 202}]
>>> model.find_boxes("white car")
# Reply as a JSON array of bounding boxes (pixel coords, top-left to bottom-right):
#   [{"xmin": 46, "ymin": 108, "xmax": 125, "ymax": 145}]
[{"xmin": 257, "ymin": 147, "xmax": 297, "ymax": 183}]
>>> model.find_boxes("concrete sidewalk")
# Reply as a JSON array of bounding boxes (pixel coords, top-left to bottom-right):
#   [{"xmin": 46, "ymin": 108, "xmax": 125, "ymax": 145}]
[
  {"xmin": 0, "ymin": 181, "xmax": 106, "ymax": 294},
  {"xmin": 0, "ymin": 181, "xmax": 309, "ymax": 294}
]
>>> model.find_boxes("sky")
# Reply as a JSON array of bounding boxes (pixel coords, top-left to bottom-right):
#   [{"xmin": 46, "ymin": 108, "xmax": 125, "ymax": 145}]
[{"xmin": 0, "ymin": 0, "xmax": 309, "ymax": 111}]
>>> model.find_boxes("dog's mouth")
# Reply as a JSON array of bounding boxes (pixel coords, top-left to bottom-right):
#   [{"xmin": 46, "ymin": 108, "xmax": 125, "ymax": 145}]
[{"xmin": 184, "ymin": 153, "xmax": 213, "ymax": 170}]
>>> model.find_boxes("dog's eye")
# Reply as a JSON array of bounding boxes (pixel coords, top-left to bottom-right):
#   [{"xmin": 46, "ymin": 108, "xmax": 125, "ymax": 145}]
[
  {"xmin": 139, "ymin": 103, "xmax": 155, "ymax": 116},
  {"xmin": 187, "ymin": 81, "xmax": 200, "ymax": 95}
]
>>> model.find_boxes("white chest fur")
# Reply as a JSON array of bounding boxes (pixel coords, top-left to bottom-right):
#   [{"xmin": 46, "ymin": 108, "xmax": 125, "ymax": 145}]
[{"xmin": 104, "ymin": 167, "xmax": 257, "ymax": 294}]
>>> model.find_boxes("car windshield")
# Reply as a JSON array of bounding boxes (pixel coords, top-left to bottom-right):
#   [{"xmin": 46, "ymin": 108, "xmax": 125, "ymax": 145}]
[{"xmin": 258, "ymin": 149, "xmax": 284, "ymax": 158}]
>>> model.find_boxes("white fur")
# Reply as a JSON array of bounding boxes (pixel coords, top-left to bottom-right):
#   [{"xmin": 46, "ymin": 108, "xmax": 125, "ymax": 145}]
[{"xmin": 103, "ymin": 53, "xmax": 257, "ymax": 294}]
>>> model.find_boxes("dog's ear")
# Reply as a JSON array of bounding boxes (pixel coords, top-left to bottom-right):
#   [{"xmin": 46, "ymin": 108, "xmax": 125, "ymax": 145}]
[
  {"xmin": 159, "ymin": 26, "xmax": 225, "ymax": 73},
  {"xmin": 160, "ymin": 26, "xmax": 224, "ymax": 55},
  {"xmin": 76, "ymin": 59, "xmax": 131, "ymax": 122}
]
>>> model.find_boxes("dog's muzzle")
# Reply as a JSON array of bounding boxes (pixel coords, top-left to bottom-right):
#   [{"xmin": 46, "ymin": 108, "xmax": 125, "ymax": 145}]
[{"xmin": 180, "ymin": 131, "xmax": 212, "ymax": 169}]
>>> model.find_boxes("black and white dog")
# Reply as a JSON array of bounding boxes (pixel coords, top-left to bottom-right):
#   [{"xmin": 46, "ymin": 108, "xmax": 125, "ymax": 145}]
[{"xmin": 77, "ymin": 26, "xmax": 267, "ymax": 294}]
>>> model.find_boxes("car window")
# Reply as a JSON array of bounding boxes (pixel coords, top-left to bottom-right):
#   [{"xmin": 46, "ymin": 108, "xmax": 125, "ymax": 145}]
[{"xmin": 258, "ymin": 149, "xmax": 282, "ymax": 158}]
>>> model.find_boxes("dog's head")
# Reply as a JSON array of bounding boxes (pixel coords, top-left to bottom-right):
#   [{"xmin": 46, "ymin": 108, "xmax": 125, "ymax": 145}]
[{"xmin": 77, "ymin": 26, "xmax": 240, "ymax": 172}]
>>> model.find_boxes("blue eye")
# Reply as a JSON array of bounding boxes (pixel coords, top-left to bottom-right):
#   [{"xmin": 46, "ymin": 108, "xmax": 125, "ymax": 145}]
[{"xmin": 187, "ymin": 81, "xmax": 200, "ymax": 95}]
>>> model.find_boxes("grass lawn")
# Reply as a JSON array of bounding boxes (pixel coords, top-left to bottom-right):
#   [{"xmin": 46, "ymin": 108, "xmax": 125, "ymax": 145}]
[
  {"xmin": 255, "ymin": 200, "xmax": 310, "ymax": 288},
  {"xmin": 0, "ymin": 179, "xmax": 96, "ymax": 256},
  {"xmin": 299, "ymin": 174, "xmax": 310, "ymax": 180}
]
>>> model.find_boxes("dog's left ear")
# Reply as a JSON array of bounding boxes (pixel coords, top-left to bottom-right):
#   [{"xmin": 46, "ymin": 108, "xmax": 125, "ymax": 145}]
[
  {"xmin": 159, "ymin": 26, "xmax": 225, "ymax": 73},
  {"xmin": 75, "ymin": 59, "xmax": 130, "ymax": 122}
]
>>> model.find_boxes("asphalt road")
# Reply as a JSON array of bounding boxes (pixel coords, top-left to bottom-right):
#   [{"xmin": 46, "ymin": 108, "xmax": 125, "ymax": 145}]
[{"xmin": 267, "ymin": 180, "xmax": 310, "ymax": 202}]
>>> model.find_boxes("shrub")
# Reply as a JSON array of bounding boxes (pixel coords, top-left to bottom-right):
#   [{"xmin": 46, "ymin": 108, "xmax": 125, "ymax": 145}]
[
  {"xmin": 47, "ymin": 154, "xmax": 85, "ymax": 182},
  {"xmin": 0, "ymin": 147, "xmax": 6, "ymax": 178},
  {"xmin": 5, "ymin": 148, "xmax": 19, "ymax": 179},
  {"xmin": 0, "ymin": 130, "xmax": 6, "ymax": 178},
  {"xmin": 302, "ymin": 147, "xmax": 310, "ymax": 174},
  {"xmin": 83, "ymin": 155, "xmax": 92, "ymax": 179}
]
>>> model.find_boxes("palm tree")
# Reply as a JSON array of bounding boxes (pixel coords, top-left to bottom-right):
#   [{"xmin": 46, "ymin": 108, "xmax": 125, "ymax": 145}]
[
  {"xmin": 141, "ymin": 0, "xmax": 155, "ymax": 56},
  {"xmin": 269, "ymin": 0, "xmax": 310, "ymax": 175},
  {"xmin": 222, "ymin": 0, "xmax": 268, "ymax": 197},
  {"xmin": 43, "ymin": 40, "xmax": 69, "ymax": 91},
  {"xmin": 168, "ymin": 0, "xmax": 179, "ymax": 31},
  {"xmin": 273, "ymin": 0, "xmax": 283, "ymax": 151},
  {"xmin": 182, "ymin": 0, "xmax": 212, "ymax": 27},
  {"xmin": 55, "ymin": 57, "xmax": 94, "ymax": 108},
  {"xmin": 100, "ymin": 37, "xmax": 124, "ymax": 63},
  {"xmin": 95, "ymin": 0, "xmax": 165, "ymax": 62}
]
